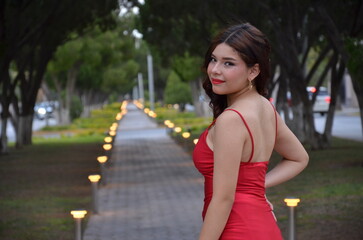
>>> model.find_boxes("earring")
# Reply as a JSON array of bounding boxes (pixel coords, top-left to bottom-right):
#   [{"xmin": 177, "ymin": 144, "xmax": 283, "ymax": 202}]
[{"xmin": 249, "ymin": 80, "xmax": 253, "ymax": 89}]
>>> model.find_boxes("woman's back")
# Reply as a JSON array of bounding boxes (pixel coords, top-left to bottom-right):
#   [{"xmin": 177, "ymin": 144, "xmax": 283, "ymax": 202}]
[
  {"xmin": 193, "ymin": 95, "xmax": 283, "ymax": 239},
  {"xmin": 207, "ymin": 95, "xmax": 277, "ymax": 164}
]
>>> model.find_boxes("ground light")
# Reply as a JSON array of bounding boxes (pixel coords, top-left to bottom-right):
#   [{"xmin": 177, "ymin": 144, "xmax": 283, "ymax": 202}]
[
  {"xmin": 97, "ymin": 156, "xmax": 108, "ymax": 164},
  {"xmin": 109, "ymin": 130, "xmax": 116, "ymax": 137},
  {"xmin": 284, "ymin": 197, "xmax": 301, "ymax": 240},
  {"xmin": 174, "ymin": 127, "xmax": 182, "ymax": 133},
  {"xmin": 148, "ymin": 110, "xmax": 157, "ymax": 118},
  {"xmin": 193, "ymin": 139, "xmax": 199, "ymax": 145},
  {"xmin": 165, "ymin": 121, "xmax": 175, "ymax": 128},
  {"xmin": 103, "ymin": 144, "xmax": 112, "ymax": 151},
  {"xmin": 70, "ymin": 210, "xmax": 87, "ymax": 240},
  {"xmin": 104, "ymin": 136, "xmax": 113, "ymax": 143},
  {"xmin": 182, "ymin": 132, "xmax": 191, "ymax": 139},
  {"xmin": 121, "ymin": 100, "xmax": 128, "ymax": 110},
  {"xmin": 88, "ymin": 174, "xmax": 101, "ymax": 214},
  {"xmin": 116, "ymin": 112, "xmax": 122, "ymax": 120},
  {"xmin": 97, "ymin": 156, "xmax": 108, "ymax": 184}
]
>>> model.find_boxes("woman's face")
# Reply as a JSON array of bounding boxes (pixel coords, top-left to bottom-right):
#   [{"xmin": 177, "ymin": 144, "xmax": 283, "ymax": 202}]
[{"xmin": 207, "ymin": 43, "xmax": 252, "ymax": 95}]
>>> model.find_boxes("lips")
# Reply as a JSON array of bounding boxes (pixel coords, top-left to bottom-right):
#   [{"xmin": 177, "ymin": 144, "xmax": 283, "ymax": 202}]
[{"xmin": 211, "ymin": 78, "xmax": 225, "ymax": 85}]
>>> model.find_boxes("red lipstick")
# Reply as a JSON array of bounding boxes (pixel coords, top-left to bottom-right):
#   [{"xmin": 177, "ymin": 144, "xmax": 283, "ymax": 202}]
[{"xmin": 211, "ymin": 78, "xmax": 225, "ymax": 85}]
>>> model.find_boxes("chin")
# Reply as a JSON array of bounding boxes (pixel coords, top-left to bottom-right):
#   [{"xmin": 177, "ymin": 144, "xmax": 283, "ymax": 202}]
[
  {"xmin": 212, "ymin": 86, "xmax": 232, "ymax": 95},
  {"xmin": 212, "ymin": 86, "xmax": 228, "ymax": 95}
]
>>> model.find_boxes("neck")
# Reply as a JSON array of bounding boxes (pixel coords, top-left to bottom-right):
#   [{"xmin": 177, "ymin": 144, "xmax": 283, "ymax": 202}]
[{"xmin": 227, "ymin": 84, "xmax": 255, "ymax": 106}]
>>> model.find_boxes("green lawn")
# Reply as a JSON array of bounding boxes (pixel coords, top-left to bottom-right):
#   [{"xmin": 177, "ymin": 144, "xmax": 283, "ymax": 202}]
[
  {"xmin": 0, "ymin": 136, "xmax": 104, "ymax": 240},
  {"xmin": 267, "ymin": 138, "xmax": 363, "ymax": 240}
]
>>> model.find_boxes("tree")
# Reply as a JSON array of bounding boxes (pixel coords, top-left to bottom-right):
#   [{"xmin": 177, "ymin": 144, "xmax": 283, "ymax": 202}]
[
  {"xmin": 171, "ymin": 52, "xmax": 206, "ymax": 115},
  {"xmin": 345, "ymin": 38, "xmax": 363, "ymax": 139},
  {"xmin": 46, "ymin": 22, "xmax": 140, "ymax": 124},
  {"xmin": 164, "ymin": 71, "xmax": 192, "ymax": 111},
  {"xmin": 132, "ymin": 0, "xmax": 363, "ymax": 149},
  {"xmin": 0, "ymin": 0, "xmax": 118, "ymax": 152}
]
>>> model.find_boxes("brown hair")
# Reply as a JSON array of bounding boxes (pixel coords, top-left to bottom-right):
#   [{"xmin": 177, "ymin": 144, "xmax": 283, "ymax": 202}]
[{"xmin": 202, "ymin": 23, "xmax": 271, "ymax": 119}]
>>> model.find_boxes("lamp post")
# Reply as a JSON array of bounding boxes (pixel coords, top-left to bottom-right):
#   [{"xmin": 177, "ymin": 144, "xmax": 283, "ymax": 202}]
[
  {"xmin": 70, "ymin": 210, "xmax": 87, "ymax": 240},
  {"xmin": 284, "ymin": 197, "xmax": 301, "ymax": 240},
  {"xmin": 138, "ymin": 72, "xmax": 145, "ymax": 106},
  {"xmin": 182, "ymin": 132, "xmax": 191, "ymax": 150},
  {"xmin": 97, "ymin": 156, "xmax": 108, "ymax": 184},
  {"xmin": 88, "ymin": 174, "xmax": 101, "ymax": 214},
  {"xmin": 147, "ymin": 54, "xmax": 155, "ymax": 111}
]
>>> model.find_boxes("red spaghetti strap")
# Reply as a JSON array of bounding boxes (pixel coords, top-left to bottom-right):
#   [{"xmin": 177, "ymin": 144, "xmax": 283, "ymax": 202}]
[
  {"xmin": 224, "ymin": 109, "xmax": 254, "ymax": 163},
  {"xmin": 207, "ymin": 119, "xmax": 217, "ymax": 130},
  {"xmin": 269, "ymin": 102, "xmax": 278, "ymax": 143}
]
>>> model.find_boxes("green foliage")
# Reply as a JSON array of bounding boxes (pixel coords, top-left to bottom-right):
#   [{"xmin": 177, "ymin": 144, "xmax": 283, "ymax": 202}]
[
  {"xmin": 164, "ymin": 71, "xmax": 192, "ymax": 110},
  {"xmin": 39, "ymin": 102, "xmax": 121, "ymax": 135},
  {"xmin": 102, "ymin": 59, "xmax": 139, "ymax": 94},
  {"xmin": 172, "ymin": 52, "xmax": 203, "ymax": 82},
  {"xmin": 46, "ymin": 17, "xmax": 140, "ymax": 106},
  {"xmin": 70, "ymin": 96, "xmax": 83, "ymax": 121}
]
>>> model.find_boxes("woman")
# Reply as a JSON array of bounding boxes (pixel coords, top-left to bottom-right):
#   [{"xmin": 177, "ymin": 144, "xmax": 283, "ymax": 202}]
[{"xmin": 193, "ymin": 23, "xmax": 309, "ymax": 239}]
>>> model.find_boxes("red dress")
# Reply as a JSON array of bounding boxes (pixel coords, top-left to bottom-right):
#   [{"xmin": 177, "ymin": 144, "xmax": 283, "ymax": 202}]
[{"xmin": 193, "ymin": 109, "xmax": 283, "ymax": 240}]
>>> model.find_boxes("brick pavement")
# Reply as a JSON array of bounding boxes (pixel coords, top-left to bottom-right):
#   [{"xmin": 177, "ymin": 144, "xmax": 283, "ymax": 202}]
[{"xmin": 83, "ymin": 103, "xmax": 204, "ymax": 240}]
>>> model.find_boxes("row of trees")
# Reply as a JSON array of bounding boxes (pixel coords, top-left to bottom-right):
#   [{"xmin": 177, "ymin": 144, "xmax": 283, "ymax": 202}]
[
  {"xmin": 128, "ymin": 0, "xmax": 363, "ymax": 149},
  {"xmin": 45, "ymin": 22, "xmax": 139, "ymax": 125},
  {"xmin": 0, "ymin": 0, "xmax": 137, "ymax": 153},
  {"xmin": 1, "ymin": 1, "xmax": 362, "ymax": 152}
]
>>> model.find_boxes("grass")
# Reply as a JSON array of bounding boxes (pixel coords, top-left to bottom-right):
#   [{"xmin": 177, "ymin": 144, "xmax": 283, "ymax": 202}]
[
  {"xmin": 266, "ymin": 138, "xmax": 363, "ymax": 240},
  {"xmin": 0, "ymin": 135, "xmax": 104, "ymax": 240},
  {"xmin": 0, "ymin": 102, "xmax": 122, "ymax": 239}
]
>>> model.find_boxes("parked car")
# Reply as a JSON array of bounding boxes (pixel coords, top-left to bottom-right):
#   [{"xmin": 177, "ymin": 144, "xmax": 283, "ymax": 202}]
[
  {"xmin": 307, "ymin": 86, "xmax": 331, "ymax": 115},
  {"xmin": 34, "ymin": 102, "xmax": 54, "ymax": 120}
]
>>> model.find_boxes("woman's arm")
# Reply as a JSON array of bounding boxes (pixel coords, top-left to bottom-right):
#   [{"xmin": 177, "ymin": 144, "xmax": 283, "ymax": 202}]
[
  {"xmin": 265, "ymin": 113, "xmax": 309, "ymax": 188},
  {"xmin": 199, "ymin": 112, "xmax": 247, "ymax": 240}
]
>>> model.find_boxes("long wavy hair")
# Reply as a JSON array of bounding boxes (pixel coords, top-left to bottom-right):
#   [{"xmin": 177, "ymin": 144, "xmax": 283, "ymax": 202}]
[{"xmin": 202, "ymin": 23, "xmax": 271, "ymax": 119}]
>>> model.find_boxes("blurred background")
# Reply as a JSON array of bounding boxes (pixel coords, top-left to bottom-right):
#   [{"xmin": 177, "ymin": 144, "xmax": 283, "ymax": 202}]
[{"xmin": 0, "ymin": 0, "xmax": 362, "ymax": 239}]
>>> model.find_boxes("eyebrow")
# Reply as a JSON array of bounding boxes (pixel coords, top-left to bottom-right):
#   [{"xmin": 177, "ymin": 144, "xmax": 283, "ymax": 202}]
[{"xmin": 211, "ymin": 54, "xmax": 238, "ymax": 61}]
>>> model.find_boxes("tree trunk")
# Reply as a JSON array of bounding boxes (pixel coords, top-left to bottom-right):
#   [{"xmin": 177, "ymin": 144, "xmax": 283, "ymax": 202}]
[
  {"xmin": 350, "ymin": 74, "xmax": 363, "ymax": 140},
  {"xmin": 51, "ymin": 75, "xmax": 65, "ymax": 125},
  {"xmin": 0, "ymin": 58, "xmax": 12, "ymax": 153},
  {"xmin": 63, "ymin": 64, "xmax": 80, "ymax": 125},
  {"xmin": 0, "ymin": 116, "xmax": 8, "ymax": 154},
  {"xmin": 322, "ymin": 59, "xmax": 346, "ymax": 147},
  {"xmin": 81, "ymin": 89, "xmax": 93, "ymax": 118},
  {"xmin": 15, "ymin": 115, "xmax": 33, "ymax": 147}
]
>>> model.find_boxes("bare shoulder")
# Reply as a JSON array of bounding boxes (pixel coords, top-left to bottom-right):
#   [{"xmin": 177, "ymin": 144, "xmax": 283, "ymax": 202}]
[{"xmin": 214, "ymin": 110, "xmax": 244, "ymax": 128}]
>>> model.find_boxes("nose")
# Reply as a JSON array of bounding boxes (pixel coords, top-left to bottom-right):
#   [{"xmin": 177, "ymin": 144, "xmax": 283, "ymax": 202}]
[{"xmin": 209, "ymin": 62, "xmax": 221, "ymax": 75}]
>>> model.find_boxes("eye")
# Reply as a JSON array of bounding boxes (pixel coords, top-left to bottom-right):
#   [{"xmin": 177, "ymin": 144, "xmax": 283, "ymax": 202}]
[
  {"xmin": 224, "ymin": 62, "xmax": 235, "ymax": 66},
  {"xmin": 210, "ymin": 57, "xmax": 217, "ymax": 63}
]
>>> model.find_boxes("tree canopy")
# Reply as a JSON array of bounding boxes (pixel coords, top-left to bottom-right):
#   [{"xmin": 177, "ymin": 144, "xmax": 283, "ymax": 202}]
[
  {"xmin": 0, "ymin": 0, "xmax": 119, "ymax": 152},
  {"xmin": 131, "ymin": 0, "xmax": 363, "ymax": 149}
]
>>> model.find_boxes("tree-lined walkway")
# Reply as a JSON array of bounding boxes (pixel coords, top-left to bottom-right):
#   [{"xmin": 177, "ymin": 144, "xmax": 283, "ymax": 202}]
[{"xmin": 83, "ymin": 103, "xmax": 203, "ymax": 240}]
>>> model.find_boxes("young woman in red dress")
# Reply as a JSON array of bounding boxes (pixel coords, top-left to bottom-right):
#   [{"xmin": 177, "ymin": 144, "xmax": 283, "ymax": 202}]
[{"xmin": 193, "ymin": 23, "xmax": 309, "ymax": 240}]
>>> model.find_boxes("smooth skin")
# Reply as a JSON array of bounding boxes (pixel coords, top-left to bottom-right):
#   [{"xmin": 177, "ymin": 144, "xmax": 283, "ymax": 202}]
[{"xmin": 198, "ymin": 43, "xmax": 309, "ymax": 240}]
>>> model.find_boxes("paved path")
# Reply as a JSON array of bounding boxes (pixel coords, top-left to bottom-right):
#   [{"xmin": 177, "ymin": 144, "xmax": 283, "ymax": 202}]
[{"xmin": 83, "ymin": 103, "xmax": 203, "ymax": 240}]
